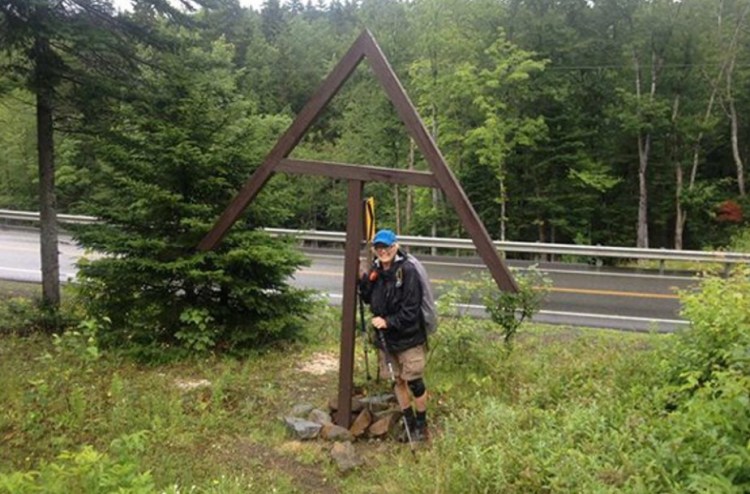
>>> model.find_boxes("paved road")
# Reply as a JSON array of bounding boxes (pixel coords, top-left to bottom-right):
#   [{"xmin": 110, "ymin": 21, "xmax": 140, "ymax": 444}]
[
  {"xmin": 295, "ymin": 249, "xmax": 695, "ymax": 332},
  {"xmin": 1, "ymin": 227, "xmax": 699, "ymax": 332}
]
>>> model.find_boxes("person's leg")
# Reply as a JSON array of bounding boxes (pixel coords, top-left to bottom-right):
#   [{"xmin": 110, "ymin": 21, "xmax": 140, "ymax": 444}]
[
  {"xmin": 380, "ymin": 350, "xmax": 416, "ymax": 434},
  {"xmin": 408, "ymin": 378, "xmax": 428, "ymax": 439},
  {"xmin": 401, "ymin": 345, "xmax": 428, "ymax": 440},
  {"xmin": 393, "ymin": 378, "xmax": 412, "ymax": 410},
  {"xmin": 393, "ymin": 377, "xmax": 415, "ymax": 432}
]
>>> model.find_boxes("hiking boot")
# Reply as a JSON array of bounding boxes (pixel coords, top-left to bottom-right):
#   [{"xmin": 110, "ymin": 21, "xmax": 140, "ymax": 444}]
[
  {"xmin": 412, "ymin": 423, "xmax": 429, "ymax": 442},
  {"xmin": 397, "ymin": 423, "xmax": 429, "ymax": 443}
]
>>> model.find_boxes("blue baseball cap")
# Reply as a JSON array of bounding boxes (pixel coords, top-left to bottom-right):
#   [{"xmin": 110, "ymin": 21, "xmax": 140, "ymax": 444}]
[{"xmin": 373, "ymin": 229, "xmax": 397, "ymax": 247}]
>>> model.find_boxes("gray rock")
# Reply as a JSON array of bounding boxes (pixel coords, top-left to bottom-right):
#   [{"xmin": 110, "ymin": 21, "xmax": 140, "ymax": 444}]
[
  {"xmin": 330, "ymin": 441, "xmax": 362, "ymax": 472},
  {"xmin": 308, "ymin": 408, "xmax": 333, "ymax": 426},
  {"xmin": 328, "ymin": 396, "xmax": 364, "ymax": 413},
  {"xmin": 283, "ymin": 417, "xmax": 322, "ymax": 440},
  {"xmin": 290, "ymin": 403, "xmax": 315, "ymax": 417},
  {"xmin": 359, "ymin": 393, "xmax": 397, "ymax": 412}
]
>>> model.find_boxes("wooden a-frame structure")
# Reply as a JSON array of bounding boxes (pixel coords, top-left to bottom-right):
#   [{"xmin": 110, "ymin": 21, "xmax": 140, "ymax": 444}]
[{"xmin": 199, "ymin": 30, "xmax": 518, "ymax": 427}]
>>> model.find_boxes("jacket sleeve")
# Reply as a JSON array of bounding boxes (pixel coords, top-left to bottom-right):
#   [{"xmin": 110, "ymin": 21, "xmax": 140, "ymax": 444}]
[{"xmin": 385, "ymin": 263, "xmax": 422, "ymax": 332}]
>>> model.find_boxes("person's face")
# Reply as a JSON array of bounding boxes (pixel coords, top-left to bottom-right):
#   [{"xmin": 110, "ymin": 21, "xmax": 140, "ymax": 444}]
[{"xmin": 373, "ymin": 243, "xmax": 397, "ymax": 265}]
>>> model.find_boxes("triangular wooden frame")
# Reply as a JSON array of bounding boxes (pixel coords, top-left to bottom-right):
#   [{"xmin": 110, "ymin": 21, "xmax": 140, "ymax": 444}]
[{"xmin": 199, "ymin": 30, "xmax": 517, "ymax": 426}]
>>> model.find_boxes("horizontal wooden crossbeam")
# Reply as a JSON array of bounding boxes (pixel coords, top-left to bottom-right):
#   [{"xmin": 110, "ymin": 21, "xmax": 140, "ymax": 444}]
[{"xmin": 277, "ymin": 159, "xmax": 439, "ymax": 187}]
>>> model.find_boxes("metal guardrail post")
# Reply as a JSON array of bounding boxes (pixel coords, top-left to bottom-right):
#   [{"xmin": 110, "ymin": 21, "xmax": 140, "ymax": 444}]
[{"xmin": 659, "ymin": 248, "xmax": 666, "ymax": 275}]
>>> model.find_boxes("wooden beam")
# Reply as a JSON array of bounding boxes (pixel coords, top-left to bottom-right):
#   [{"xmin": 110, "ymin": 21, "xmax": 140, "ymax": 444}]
[
  {"xmin": 277, "ymin": 159, "xmax": 439, "ymax": 188},
  {"xmin": 361, "ymin": 31, "xmax": 518, "ymax": 292},
  {"xmin": 198, "ymin": 32, "xmax": 370, "ymax": 251},
  {"xmin": 336, "ymin": 180, "xmax": 364, "ymax": 428}
]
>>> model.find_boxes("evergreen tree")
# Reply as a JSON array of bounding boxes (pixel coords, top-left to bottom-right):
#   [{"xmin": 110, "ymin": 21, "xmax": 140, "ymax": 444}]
[
  {"xmin": 74, "ymin": 31, "xmax": 311, "ymax": 358},
  {"xmin": 0, "ymin": 0, "xmax": 176, "ymax": 308}
]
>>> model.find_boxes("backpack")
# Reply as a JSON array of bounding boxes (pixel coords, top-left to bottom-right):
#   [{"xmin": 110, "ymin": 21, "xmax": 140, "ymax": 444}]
[{"xmin": 401, "ymin": 254, "xmax": 438, "ymax": 335}]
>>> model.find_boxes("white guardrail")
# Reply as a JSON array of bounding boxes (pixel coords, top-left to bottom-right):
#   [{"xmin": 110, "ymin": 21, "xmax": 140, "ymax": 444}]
[
  {"xmin": 0, "ymin": 209, "xmax": 98, "ymax": 225},
  {"xmin": 3, "ymin": 209, "xmax": 750, "ymax": 267},
  {"xmin": 264, "ymin": 228, "xmax": 750, "ymax": 265}
]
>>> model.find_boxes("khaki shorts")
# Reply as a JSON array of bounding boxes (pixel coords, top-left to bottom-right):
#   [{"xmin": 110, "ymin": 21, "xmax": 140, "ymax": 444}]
[{"xmin": 379, "ymin": 344, "xmax": 426, "ymax": 382}]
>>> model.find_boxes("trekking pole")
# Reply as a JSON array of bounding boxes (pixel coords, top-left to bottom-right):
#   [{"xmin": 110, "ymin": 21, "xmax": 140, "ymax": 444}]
[
  {"xmin": 358, "ymin": 286, "xmax": 371, "ymax": 381},
  {"xmin": 361, "ymin": 196, "xmax": 379, "ymax": 384},
  {"xmin": 376, "ymin": 329, "xmax": 416, "ymax": 456}
]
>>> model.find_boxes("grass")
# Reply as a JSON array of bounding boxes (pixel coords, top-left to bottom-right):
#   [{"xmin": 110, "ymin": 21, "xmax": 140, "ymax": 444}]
[
  {"xmin": 0, "ymin": 292, "xmax": 669, "ymax": 493},
  {"xmin": 0, "ymin": 280, "xmax": 42, "ymax": 300}
]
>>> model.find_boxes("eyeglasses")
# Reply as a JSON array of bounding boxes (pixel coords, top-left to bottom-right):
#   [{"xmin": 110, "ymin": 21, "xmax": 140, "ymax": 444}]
[{"xmin": 373, "ymin": 244, "xmax": 393, "ymax": 252}]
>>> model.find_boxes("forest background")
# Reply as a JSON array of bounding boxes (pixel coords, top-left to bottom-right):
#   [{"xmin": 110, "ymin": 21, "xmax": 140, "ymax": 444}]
[{"xmin": 2, "ymin": 0, "xmax": 749, "ymax": 254}]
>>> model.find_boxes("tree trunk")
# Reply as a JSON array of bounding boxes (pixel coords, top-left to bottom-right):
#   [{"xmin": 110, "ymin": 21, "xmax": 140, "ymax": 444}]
[
  {"xmin": 636, "ymin": 131, "xmax": 650, "ymax": 249},
  {"xmin": 669, "ymin": 94, "xmax": 685, "ymax": 250},
  {"xmin": 725, "ymin": 45, "xmax": 745, "ymax": 197},
  {"xmin": 34, "ymin": 35, "xmax": 60, "ymax": 309},
  {"xmin": 393, "ymin": 184, "xmax": 401, "ymax": 233},
  {"xmin": 675, "ymin": 163, "xmax": 685, "ymax": 250},
  {"xmin": 633, "ymin": 51, "xmax": 649, "ymax": 248},
  {"xmin": 728, "ymin": 97, "xmax": 744, "ymax": 197},
  {"xmin": 499, "ymin": 171, "xmax": 507, "ymax": 242},
  {"xmin": 406, "ymin": 139, "xmax": 415, "ymax": 231},
  {"xmin": 430, "ymin": 104, "xmax": 438, "ymax": 255},
  {"xmin": 634, "ymin": 45, "xmax": 666, "ymax": 249}
]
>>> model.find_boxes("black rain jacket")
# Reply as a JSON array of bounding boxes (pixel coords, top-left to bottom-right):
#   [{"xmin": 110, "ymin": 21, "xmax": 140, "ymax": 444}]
[{"xmin": 359, "ymin": 249, "xmax": 426, "ymax": 354}]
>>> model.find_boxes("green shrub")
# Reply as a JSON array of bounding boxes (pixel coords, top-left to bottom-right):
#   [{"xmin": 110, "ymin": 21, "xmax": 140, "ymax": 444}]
[
  {"xmin": 481, "ymin": 266, "xmax": 552, "ymax": 346},
  {"xmin": 623, "ymin": 266, "xmax": 750, "ymax": 492},
  {"xmin": 436, "ymin": 267, "xmax": 551, "ymax": 348},
  {"xmin": 0, "ymin": 432, "xmax": 154, "ymax": 493},
  {"xmin": 668, "ymin": 265, "xmax": 750, "ymax": 394},
  {"xmin": 0, "ymin": 296, "xmax": 80, "ymax": 335},
  {"xmin": 0, "ymin": 297, "xmax": 42, "ymax": 335},
  {"xmin": 727, "ymin": 227, "xmax": 750, "ymax": 252}
]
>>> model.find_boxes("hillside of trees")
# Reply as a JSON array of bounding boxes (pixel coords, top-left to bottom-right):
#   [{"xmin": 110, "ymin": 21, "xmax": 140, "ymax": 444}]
[{"xmin": 2, "ymin": 0, "xmax": 749, "ymax": 253}]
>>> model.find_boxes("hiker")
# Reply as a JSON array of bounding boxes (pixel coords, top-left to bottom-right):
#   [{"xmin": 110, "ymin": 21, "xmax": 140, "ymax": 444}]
[{"xmin": 359, "ymin": 229, "xmax": 429, "ymax": 442}]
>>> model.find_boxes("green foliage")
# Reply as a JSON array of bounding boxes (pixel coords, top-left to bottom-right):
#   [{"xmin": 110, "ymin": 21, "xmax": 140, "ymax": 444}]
[
  {"xmin": 602, "ymin": 266, "xmax": 750, "ymax": 492},
  {"xmin": 669, "ymin": 266, "xmax": 750, "ymax": 391},
  {"xmin": 48, "ymin": 317, "xmax": 105, "ymax": 367},
  {"xmin": 0, "ymin": 297, "xmax": 43, "ymax": 335},
  {"xmin": 0, "ymin": 88, "xmax": 37, "ymax": 209},
  {"xmin": 0, "ymin": 433, "xmax": 154, "ymax": 494},
  {"xmin": 176, "ymin": 308, "xmax": 217, "ymax": 353},
  {"xmin": 2, "ymin": 0, "xmax": 748, "ymax": 252},
  {"xmin": 728, "ymin": 227, "xmax": 750, "ymax": 252},
  {"xmin": 0, "ymin": 294, "xmax": 80, "ymax": 336}
]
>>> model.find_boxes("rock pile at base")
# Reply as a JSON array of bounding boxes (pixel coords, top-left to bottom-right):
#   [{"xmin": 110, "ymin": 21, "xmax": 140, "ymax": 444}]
[{"xmin": 282, "ymin": 393, "xmax": 402, "ymax": 472}]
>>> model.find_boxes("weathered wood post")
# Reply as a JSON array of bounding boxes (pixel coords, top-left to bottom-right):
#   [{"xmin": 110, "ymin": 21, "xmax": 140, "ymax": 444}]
[{"xmin": 336, "ymin": 180, "xmax": 364, "ymax": 426}]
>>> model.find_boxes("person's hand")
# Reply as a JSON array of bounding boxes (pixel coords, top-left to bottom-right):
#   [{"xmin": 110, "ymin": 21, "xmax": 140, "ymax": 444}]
[
  {"xmin": 360, "ymin": 267, "xmax": 378, "ymax": 282},
  {"xmin": 372, "ymin": 316, "xmax": 387, "ymax": 330}
]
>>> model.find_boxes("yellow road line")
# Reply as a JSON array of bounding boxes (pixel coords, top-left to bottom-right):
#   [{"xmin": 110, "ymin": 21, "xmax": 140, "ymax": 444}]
[
  {"xmin": 296, "ymin": 270, "xmax": 681, "ymax": 300},
  {"xmin": 549, "ymin": 286, "xmax": 679, "ymax": 299}
]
